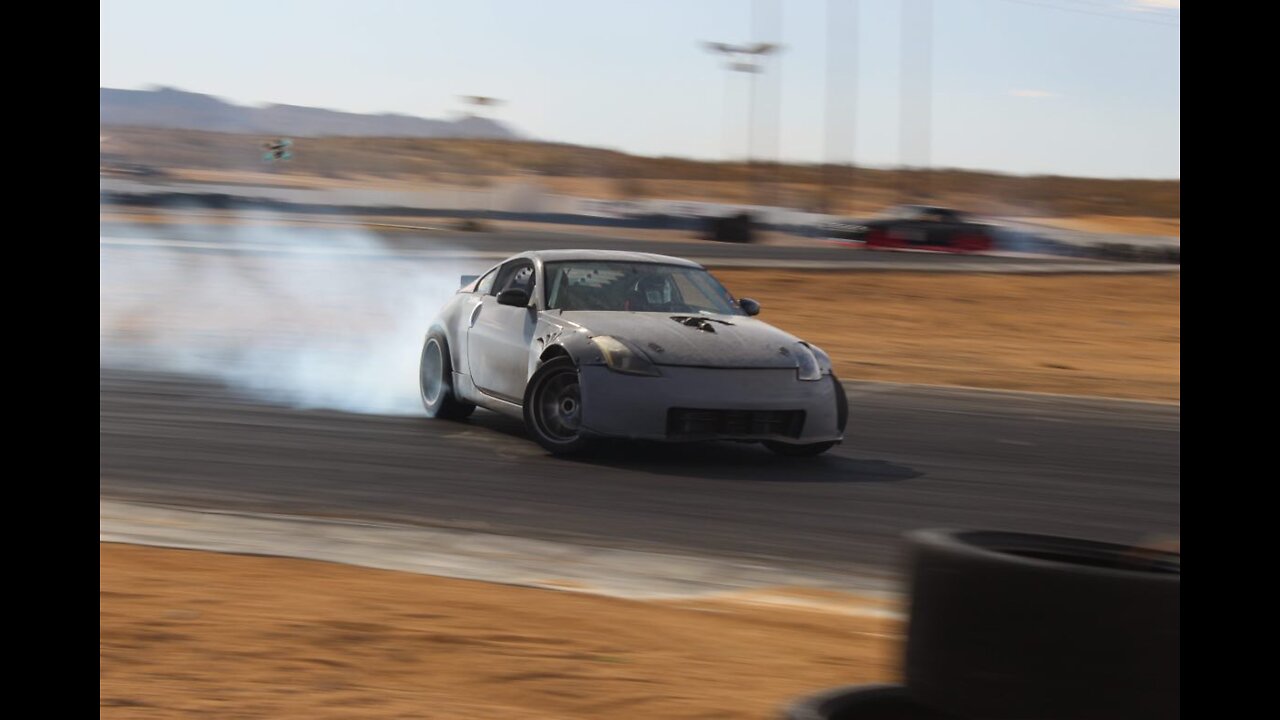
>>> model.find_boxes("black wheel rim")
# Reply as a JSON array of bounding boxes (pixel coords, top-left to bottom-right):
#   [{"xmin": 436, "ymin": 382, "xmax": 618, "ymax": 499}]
[{"xmin": 534, "ymin": 369, "xmax": 582, "ymax": 443}]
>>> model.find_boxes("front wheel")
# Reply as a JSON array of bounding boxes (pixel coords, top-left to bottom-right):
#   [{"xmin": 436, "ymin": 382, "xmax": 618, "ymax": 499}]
[{"xmin": 523, "ymin": 357, "xmax": 595, "ymax": 455}]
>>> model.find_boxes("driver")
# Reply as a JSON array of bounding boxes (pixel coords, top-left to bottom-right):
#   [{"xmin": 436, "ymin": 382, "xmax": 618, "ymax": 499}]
[{"xmin": 626, "ymin": 273, "xmax": 674, "ymax": 311}]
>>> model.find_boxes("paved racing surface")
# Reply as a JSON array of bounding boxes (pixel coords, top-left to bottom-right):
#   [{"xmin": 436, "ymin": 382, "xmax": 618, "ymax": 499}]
[{"xmin": 99, "ymin": 370, "xmax": 1180, "ymax": 580}]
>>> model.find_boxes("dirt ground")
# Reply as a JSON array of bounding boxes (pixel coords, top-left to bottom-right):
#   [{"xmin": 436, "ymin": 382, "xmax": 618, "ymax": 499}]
[
  {"xmin": 1024, "ymin": 215, "xmax": 1180, "ymax": 238},
  {"xmin": 101, "ymin": 544, "xmax": 901, "ymax": 719},
  {"xmin": 712, "ymin": 270, "xmax": 1180, "ymax": 402}
]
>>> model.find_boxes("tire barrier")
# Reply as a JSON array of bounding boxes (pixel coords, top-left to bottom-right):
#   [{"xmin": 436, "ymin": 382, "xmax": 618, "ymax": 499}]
[
  {"xmin": 784, "ymin": 529, "xmax": 1179, "ymax": 720},
  {"xmin": 784, "ymin": 685, "xmax": 961, "ymax": 720},
  {"xmin": 101, "ymin": 191, "xmax": 1177, "ymax": 264},
  {"xmin": 702, "ymin": 212, "xmax": 757, "ymax": 243}
]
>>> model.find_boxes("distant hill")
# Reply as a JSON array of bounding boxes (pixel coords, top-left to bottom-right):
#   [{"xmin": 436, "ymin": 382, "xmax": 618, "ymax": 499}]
[{"xmin": 100, "ymin": 86, "xmax": 519, "ymax": 140}]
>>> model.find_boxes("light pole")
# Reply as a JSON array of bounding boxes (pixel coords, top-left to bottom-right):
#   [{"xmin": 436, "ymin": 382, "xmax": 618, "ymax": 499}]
[
  {"xmin": 460, "ymin": 96, "xmax": 505, "ymax": 219},
  {"xmin": 461, "ymin": 95, "xmax": 502, "ymax": 117},
  {"xmin": 898, "ymin": 0, "xmax": 932, "ymax": 202},
  {"xmin": 702, "ymin": 41, "xmax": 780, "ymax": 206},
  {"xmin": 460, "ymin": 95, "xmax": 505, "ymax": 159},
  {"xmin": 825, "ymin": 0, "xmax": 859, "ymax": 216}
]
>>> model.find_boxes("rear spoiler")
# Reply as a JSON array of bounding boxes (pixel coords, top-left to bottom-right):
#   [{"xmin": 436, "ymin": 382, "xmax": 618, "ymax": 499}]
[{"xmin": 459, "ymin": 275, "xmax": 479, "ymax": 292}]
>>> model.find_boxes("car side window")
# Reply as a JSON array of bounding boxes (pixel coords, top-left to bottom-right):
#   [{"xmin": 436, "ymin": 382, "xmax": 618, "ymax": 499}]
[
  {"xmin": 507, "ymin": 265, "xmax": 535, "ymax": 293},
  {"xmin": 495, "ymin": 263, "xmax": 534, "ymax": 292},
  {"xmin": 491, "ymin": 262, "xmax": 518, "ymax": 295},
  {"xmin": 475, "ymin": 267, "xmax": 499, "ymax": 295}
]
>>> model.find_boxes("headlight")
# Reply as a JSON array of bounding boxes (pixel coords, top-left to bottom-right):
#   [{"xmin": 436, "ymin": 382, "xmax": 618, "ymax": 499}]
[
  {"xmin": 591, "ymin": 336, "xmax": 661, "ymax": 376},
  {"xmin": 793, "ymin": 343, "xmax": 823, "ymax": 381}
]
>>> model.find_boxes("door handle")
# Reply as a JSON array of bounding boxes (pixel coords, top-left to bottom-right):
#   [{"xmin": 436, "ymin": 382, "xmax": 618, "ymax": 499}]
[{"xmin": 468, "ymin": 302, "xmax": 483, "ymax": 328}]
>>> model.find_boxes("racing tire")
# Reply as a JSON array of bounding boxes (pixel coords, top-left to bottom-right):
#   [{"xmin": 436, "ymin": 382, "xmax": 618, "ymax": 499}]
[
  {"xmin": 903, "ymin": 529, "xmax": 1180, "ymax": 720},
  {"xmin": 523, "ymin": 357, "xmax": 595, "ymax": 455},
  {"xmin": 419, "ymin": 331, "xmax": 476, "ymax": 420},
  {"xmin": 783, "ymin": 684, "xmax": 961, "ymax": 720}
]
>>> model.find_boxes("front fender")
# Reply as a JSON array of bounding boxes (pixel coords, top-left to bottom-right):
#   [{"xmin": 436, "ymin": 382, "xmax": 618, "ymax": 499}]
[
  {"xmin": 802, "ymin": 341, "xmax": 837, "ymax": 376},
  {"xmin": 527, "ymin": 320, "xmax": 602, "ymax": 382}
]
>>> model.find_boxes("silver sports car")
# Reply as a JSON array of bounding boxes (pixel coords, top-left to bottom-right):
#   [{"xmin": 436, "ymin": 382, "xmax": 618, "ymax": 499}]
[{"xmin": 419, "ymin": 249, "xmax": 848, "ymax": 455}]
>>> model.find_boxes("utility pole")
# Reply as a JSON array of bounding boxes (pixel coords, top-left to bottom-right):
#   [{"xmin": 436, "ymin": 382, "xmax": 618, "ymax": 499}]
[
  {"xmin": 460, "ymin": 95, "xmax": 505, "ymax": 168},
  {"xmin": 460, "ymin": 96, "xmax": 505, "ymax": 219},
  {"xmin": 899, "ymin": 0, "xmax": 933, "ymax": 202},
  {"xmin": 824, "ymin": 0, "xmax": 859, "ymax": 216}
]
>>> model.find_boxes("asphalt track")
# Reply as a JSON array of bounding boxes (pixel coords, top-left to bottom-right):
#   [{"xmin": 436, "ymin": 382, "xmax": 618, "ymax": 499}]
[{"xmin": 99, "ymin": 370, "xmax": 1180, "ymax": 580}]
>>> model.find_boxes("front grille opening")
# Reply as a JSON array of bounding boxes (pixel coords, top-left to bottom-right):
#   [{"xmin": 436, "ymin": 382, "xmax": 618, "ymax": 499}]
[{"xmin": 667, "ymin": 408, "xmax": 805, "ymax": 439}]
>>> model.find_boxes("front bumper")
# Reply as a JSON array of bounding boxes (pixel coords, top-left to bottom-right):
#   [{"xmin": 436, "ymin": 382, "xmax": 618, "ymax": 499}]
[{"xmin": 577, "ymin": 365, "xmax": 844, "ymax": 444}]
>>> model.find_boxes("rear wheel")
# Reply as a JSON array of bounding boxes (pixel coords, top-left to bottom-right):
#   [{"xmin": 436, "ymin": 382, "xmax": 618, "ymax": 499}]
[
  {"xmin": 523, "ymin": 357, "xmax": 595, "ymax": 455},
  {"xmin": 420, "ymin": 332, "xmax": 475, "ymax": 420}
]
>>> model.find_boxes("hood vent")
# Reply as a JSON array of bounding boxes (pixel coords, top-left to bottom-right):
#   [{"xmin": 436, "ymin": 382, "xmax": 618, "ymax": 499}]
[{"xmin": 671, "ymin": 316, "xmax": 734, "ymax": 333}]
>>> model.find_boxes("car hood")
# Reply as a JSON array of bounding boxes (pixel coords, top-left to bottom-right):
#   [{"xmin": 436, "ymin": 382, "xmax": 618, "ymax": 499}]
[{"xmin": 557, "ymin": 311, "xmax": 805, "ymax": 368}]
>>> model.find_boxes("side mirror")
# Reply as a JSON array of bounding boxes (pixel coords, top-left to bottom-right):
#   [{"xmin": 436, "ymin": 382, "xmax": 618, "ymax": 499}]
[
  {"xmin": 497, "ymin": 288, "xmax": 531, "ymax": 308},
  {"xmin": 739, "ymin": 298, "xmax": 761, "ymax": 316}
]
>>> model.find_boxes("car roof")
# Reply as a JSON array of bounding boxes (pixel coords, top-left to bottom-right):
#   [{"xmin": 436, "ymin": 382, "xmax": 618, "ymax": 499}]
[{"xmin": 515, "ymin": 249, "xmax": 704, "ymax": 268}]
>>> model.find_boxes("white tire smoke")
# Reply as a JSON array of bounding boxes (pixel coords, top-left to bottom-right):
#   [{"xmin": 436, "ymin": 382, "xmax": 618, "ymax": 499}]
[{"xmin": 100, "ymin": 209, "xmax": 480, "ymax": 416}]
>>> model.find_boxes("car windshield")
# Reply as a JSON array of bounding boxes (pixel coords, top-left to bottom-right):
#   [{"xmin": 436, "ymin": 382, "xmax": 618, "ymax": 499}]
[
  {"xmin": 544, "ymin": 261, "xmax": 743, "ymax": 315},
  {"xmin": 875, "ymin": 205, "xmax": 924, "ymax": 220},
  {"xmin": 876, "ymin": 205, "xmax": 967, "ymax": 222}
]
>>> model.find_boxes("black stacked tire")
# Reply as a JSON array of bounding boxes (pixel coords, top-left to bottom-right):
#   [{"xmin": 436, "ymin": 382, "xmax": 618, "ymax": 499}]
[
  {"xmin": 903, "ymin": 530, "xmax": 1180, "ymax": 720},
  {"xmin": 783, "ymin": 684, "xmax": 961, "ymax": 720},
  {"xmin": 703, "ymin": 212, "xmax": 755, "ymax": 243}
]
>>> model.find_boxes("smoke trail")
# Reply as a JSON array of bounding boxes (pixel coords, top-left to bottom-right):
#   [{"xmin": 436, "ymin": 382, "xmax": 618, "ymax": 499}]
[{"xmin": 100, "ymin": 207, "xmax": 484, "ymax": 415}]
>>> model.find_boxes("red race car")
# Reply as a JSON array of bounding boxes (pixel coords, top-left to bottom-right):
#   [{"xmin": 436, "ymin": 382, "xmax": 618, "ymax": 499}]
[{"xmin": 827, "ymin": 205, "xmax": 995, "ymax": 253}]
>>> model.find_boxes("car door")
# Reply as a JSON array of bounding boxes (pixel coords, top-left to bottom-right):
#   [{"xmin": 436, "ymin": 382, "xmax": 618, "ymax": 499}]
[
  {"xmin": 920, "ymin": 210, "xmax": 953, "ymax": 247},
  {"xmin": 886, "ymin": 208, "xmax": 928, "ymax": 246},
  {"xmin": 466, "ymin": 259, "xmax": 539, "ymax": 403},
  {"xmin": 928, "ymin": 210, "xmax": 967, "ymax": 247}
]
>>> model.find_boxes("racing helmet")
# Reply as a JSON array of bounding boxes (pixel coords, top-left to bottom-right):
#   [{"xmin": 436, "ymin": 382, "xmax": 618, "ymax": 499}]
[{"xmin": 633, "ymin": 273, "xmax": 673, "ymax": 306}]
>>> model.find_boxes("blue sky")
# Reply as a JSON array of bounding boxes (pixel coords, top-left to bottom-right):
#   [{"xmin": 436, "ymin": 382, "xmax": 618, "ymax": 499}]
[{"xmin": 100, "ymin": 0, "xmax": 1180, "ymax": 179}]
